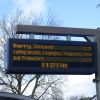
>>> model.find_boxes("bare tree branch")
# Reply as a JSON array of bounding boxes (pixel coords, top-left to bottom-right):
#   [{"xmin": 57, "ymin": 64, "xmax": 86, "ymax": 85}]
[
  {"xmin": 31, "ymin": 75, "xmax": 41, "ymax": 98},
  {"xmin": 0, "ymin": 9, "xmax": 64, "ymax": 100},
  {"xmin": 37, "ymin": 78, "xmax": 60, "ymax": 100},
  {"xmin": 21, "ymin": 75, "xmax": 36, "ymax": 94}
]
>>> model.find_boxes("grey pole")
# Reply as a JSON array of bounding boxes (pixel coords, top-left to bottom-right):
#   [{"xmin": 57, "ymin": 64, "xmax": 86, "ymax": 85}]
[
  {"xmin": 66, "ymin": 35, "xmax": 71, "ymax": 41},
  {"xmin": 96, "ymin": 30, "xmax": 100, "ymax": 100}
]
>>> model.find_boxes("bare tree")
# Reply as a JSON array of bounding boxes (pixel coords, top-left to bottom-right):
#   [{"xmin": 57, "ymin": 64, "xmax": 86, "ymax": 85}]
[
  {"xmin": 69, "ymin": 96, "xmax": 80, "ymax": 100},
  {"xmin": 0, "ymin": 9, "xmax": 64, "ymax": 100},
  {"xmin": 49, "ymin": 87, "xmax": 64, "ymax": 100},
  {"xmin": 66, "ymin": 95, "xmax": 88, "ymax": 100}
]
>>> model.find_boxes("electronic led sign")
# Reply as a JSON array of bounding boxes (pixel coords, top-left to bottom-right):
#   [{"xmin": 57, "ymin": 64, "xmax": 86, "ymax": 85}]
[{"xmin": 5, "ymin": 38, "xmax": 97, "ymax": 74}]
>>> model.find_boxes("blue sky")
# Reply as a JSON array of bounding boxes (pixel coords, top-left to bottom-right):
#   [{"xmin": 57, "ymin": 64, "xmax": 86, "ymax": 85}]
[
  {"xmin": 47, "ymin": 0, "xmax": 100, "ymax": 28},
  {"xmin": 0, "ymin": 0, "xmax": 99, "ymax": 98},
  {"xmin": 0, "ymin": 0, "xmax": 100, "ymax": 28}
]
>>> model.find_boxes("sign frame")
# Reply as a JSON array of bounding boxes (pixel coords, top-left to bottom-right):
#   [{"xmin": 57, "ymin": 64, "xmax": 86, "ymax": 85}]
[
  {"xmin": 5, "ymin": 38, "xmax": 97, "ymax": 75},
  {"xmin": 16, "ymin": 25, "xmax": 98, "ymax": 36}
]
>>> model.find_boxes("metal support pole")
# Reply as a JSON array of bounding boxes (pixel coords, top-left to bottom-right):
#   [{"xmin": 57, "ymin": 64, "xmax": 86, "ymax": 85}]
[
  {"xmin": 66, "ymin": 35, "xmax": 71, "ymax": 41},
  {"xmin": 29, "ymin": 33, "xmax": 35, "ymax": 39},
  {"xmin": 96, "ymin": 30, "xmax": 100, "ymax": 100}
]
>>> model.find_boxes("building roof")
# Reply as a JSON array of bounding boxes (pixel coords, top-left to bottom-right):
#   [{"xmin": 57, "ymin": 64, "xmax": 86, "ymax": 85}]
[{"xmin": 0, "ymin": 92, "xmax": 36, "ymax": 100}]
